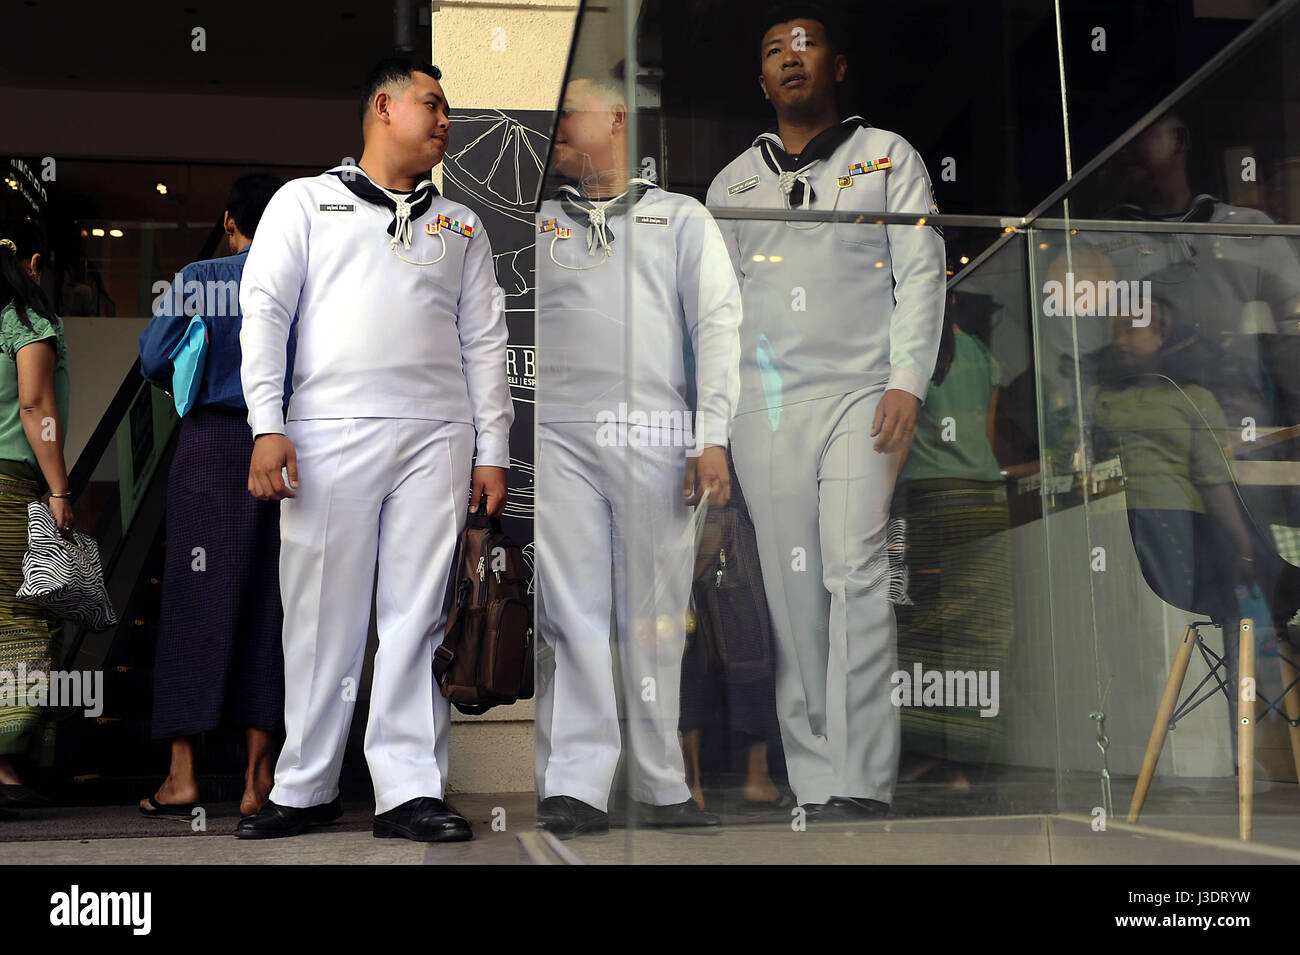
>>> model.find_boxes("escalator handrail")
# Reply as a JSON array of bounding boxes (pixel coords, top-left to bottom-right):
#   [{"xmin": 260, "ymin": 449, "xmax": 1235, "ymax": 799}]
[{"xmin": 68, "ymin": 357, "xmax": 150, "ymax": 500}]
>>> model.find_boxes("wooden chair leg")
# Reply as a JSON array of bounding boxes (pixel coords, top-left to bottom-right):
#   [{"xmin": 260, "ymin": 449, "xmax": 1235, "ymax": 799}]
[
  {"xmin": 1129, "ymin": 624, "xmax": 1197, "ymax": 823},
  {"xmin": 1238, "ymin": 618, "xmax": 1255, "ymax": 841},
  {"xmin": 1277, "ymin": 650, "xmax": 1300, "ymax": 795}
]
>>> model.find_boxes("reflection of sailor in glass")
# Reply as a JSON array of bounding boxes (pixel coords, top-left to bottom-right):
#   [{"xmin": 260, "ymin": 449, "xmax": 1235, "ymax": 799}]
[
  {"xmin": 1094, "ymin": 114, "xmax": 1300, "ymax": 433},
  {"xmin": 533, "ymin": 73, "xmax": 741, "ymax": 836},
  {"xmin": 707, "ymin": 6, "xmax": 945, "ymax": 819}
]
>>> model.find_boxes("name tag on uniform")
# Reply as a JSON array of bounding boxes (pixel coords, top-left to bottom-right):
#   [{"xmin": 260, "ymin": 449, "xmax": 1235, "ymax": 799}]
[
  {"xmin": 635, "ymin": 215, "xmax": 669, "ymax": 225},
  {"xmin": 430, "ymin": 214, "xmax": 474, "ymax": 238},
  {"xmin": 848, "ymin": 157, "xmax": 892, "ymax": 176},
  {"xmin": 319, "ymin": 203, "xmax": 355, "ymax": 212},
  {"xmin": 728, "ymin": 175, "xmax": 760, "ymax": 196}
]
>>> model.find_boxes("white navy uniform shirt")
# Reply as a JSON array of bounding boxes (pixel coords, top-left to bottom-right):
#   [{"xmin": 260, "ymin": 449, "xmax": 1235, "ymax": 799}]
[
  {"xmin": 239, "ymin": 166, "xmax": 514, "ymax": 467},
  {"xmin": 1081, "ymin": 198, "xmax": 1300, "ymax": 337},
  {"xmin": 706, "ymin": 117, "xmax": 946, "ymax": 414},
  {"xmin": 1052, "ymin": 198, "xmax": 1300, "ymax": 411},
  {"xmin": 535, "ymin": 183, "xmax": 741, "ymax": 449}
]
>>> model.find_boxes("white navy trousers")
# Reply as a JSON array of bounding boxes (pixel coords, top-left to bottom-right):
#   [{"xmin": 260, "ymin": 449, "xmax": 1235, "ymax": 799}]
[
  {"xmin": 269, "ymin": 416, "xmax": 474, "ymax": 814},
  {"xmin": 730, "ymin": 386, "xmax": 904, "ymax": 807},
  {"xmin": 533, "ymin": 422, "xmax": 694, "ymax": 812}
]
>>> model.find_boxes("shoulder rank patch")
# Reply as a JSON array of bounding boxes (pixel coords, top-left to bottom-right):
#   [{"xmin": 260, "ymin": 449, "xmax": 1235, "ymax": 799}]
[
  {"xmin": 728, "ymin": 175, "xmax": 760, "ymax": 196},
  {"xmin": 431, "ymin": 214, "xmax": 474, "ymax": 238},
  {"xmin": 848, "ymin": 157, "xmax": 892, "ymax": 176},
  {"xmin": 635, "ymin": 215, "xmax": 669, "ymax": 225}
]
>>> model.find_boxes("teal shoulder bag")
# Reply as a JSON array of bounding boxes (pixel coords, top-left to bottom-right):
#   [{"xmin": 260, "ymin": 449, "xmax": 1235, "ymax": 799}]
[{"xmin": 166, "ymin": 315, "xmax": 208, "ymax": 417}]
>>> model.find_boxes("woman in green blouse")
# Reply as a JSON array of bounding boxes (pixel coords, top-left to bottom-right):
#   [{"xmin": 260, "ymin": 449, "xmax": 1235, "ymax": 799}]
[{"xmin": 0, "ymin": 220, "xmax": 73, "ymax": 808}]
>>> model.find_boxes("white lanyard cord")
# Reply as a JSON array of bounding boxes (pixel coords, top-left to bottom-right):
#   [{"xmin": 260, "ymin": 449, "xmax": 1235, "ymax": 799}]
[
  {"xmin": 549, "ymin": 178, "xmax": 655, "ymax": 270},
  {"xmin": 371, "ymin": 180, "xmax": 447, "ymax": 266},
  {"xmin": 782, "ymin": 173, "xmax": 846, "ymax": 232},
  {"xmin": 549, "ymin": 231, "xmax": 612, "ymax": 271},
  {"xmin": 393, "ymin": 231, "xmax": 447, "ymax": 266}
]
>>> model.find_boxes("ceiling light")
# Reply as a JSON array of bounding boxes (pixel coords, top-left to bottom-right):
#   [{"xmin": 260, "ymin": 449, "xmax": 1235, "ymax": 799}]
[
  {"xmin": 91, "ymin": 228, "xmax": 105, "ymax": 237},
  {"xmin": 109, "ymin": 229, "xmax": 124, "ymax": 238}
]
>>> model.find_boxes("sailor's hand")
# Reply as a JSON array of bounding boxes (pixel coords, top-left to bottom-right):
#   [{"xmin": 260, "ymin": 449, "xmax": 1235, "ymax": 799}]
[
  {"xmin": 249, "ymin": 433, "xmax": 298, "ymax": 500},
  {"xmin": 684, "ymin": 445, "xmax": 730, "ymax": 507},
  {"xmin": 871, "ymin": 389, "xmax": 919, "ymax": 455},
  {"xmin": 470, "ymin": 465, "xmax": 508, "ymax": 517}
]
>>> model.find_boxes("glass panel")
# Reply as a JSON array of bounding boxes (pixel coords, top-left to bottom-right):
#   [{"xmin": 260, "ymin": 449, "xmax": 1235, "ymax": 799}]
[
  {"xmin": 535, "ymin": 0, "xmax": 1069, "ymax": 862},
  {"xmin": 1031, "ymin": 219, "xmax": 1300, "ymax": 847},
  {"xmin": 1020, "ymin": 0, "xmax": 1300, "ymax": 851}
]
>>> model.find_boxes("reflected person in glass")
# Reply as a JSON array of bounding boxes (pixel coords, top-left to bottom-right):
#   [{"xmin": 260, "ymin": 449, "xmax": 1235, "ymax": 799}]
[
  {"xmin": 706, "ymin": 3, "xmax": 946, "ymax": 821},
  {"xmin": 533, "ymin": 72, "xmax": 741, "ymax": 837}
]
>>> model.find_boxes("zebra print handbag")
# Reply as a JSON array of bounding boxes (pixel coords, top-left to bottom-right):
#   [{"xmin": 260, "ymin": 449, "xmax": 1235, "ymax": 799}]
[{"xmin": 17, "ymin": 501, "xmax": 118, "ymax": 631}]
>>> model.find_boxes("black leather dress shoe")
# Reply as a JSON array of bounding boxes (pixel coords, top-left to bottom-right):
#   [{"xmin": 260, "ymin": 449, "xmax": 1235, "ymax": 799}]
[
  {"xmin": 535, "ymin": 795, "xmax": 609, "ymax": 838},
  {"xmin": 636, "ymin": 799, "xmax": 721, "ymax": 829},
  {"xmin": 822, "ymin": 796, "xmax": 890, "ymax": 820},
  {"xmin": 373, "ymin": 797, "xmax": 472, "ymax": 843},
  {"xmin": 234, "ymin": 796, "xmax": 343, "ymax": 839},
  {"xmin": 797, "ymin": 802, "xmax": 830, "ymax": 822},
  {"xmin": 797, "ymin": 798, "xmax": 890, "ymax": 824}
]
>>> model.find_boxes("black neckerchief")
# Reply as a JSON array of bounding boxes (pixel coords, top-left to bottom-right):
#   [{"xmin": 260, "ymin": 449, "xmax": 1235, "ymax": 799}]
[
  {"xmin": 556, "ymin": 178, "xmax": 657, "ymax": 251},
  {"xmin": 754, "ymin": 115, "xmax": 870, "ymax": 206},
  {"xmin": 326, "ymin": 166, "xmax": 439, "ymax": 239}
]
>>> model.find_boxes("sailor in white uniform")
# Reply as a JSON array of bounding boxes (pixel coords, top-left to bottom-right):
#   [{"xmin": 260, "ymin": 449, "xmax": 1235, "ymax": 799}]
[
  {"xmin": 236, "ymin": 59, "xmax": 512, "ymax": 842},
  {"xmin": 532, "ymin": 74, "xmax": 742, "ymax": 836},
  {"xmin": 706, "ymin": 7, "xmax": 945, "ymax": 817}
]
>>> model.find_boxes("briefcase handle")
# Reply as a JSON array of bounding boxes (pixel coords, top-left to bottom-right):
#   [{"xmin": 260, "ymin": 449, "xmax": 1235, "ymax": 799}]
[{"xmin": 468, "ymin": 498, "xmax": 504, "ymax": 534}]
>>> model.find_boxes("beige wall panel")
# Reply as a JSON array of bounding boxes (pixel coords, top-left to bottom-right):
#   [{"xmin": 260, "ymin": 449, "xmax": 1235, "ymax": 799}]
[{"xmin": 432, "ymin": 1, "xmax": 579, "ymax": 112}]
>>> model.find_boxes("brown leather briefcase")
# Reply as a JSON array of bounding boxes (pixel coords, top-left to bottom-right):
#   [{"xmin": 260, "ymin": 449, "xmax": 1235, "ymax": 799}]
[{"xmin": 435, "ymin": 502, "xmax": 534, "ymax": 715}]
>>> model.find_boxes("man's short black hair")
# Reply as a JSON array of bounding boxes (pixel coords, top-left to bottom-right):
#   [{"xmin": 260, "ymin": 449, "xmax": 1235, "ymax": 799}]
[
  {"xmin": 759, "ymin": 2, "xmax": 844, "ymax": 57},
  {"xmin": 225, "ymin": 173, "xmax": 285, "ymax": 239},
  {"xmin": 359, "ymin": 57, "xmax": 443, "ymax": 124}
]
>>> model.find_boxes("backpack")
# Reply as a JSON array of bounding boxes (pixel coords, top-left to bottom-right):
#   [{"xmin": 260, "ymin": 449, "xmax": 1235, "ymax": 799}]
[{"xmin": 434, "ymin": 502, "xmax": 535, "ymax": 715}]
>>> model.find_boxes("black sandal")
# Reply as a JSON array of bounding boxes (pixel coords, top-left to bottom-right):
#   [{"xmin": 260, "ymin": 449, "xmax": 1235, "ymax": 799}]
[
  {"xmin": 139, "ymin": 795, "xmax": 196, "ymax": 818},
  {"xmin": 0, "ymin": 783, "xmax": 50, "ymax": 808}
]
